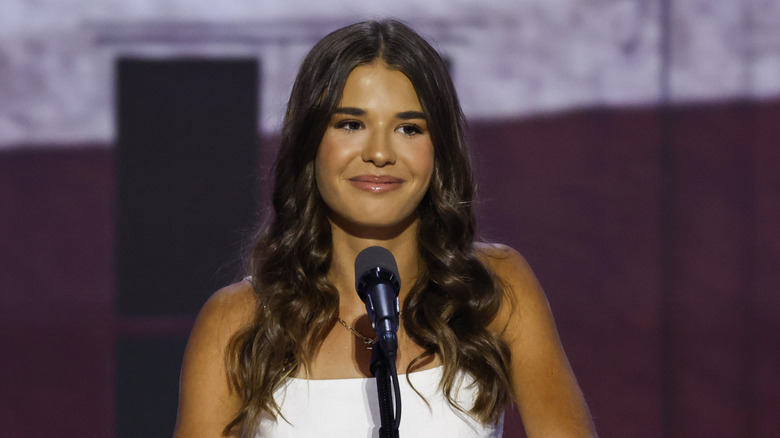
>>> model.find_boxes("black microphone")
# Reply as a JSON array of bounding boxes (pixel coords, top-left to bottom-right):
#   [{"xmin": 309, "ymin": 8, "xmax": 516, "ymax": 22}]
[{"xmin": 355, "ymin": 246, "xmax": 401, "ymax": 357}]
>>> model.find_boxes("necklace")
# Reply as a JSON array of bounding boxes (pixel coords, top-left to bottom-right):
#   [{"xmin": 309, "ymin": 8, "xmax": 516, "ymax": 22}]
[
  {"xmin": 337, "ymin": 316, "xmax": 376, "ymax": 349},
  {"xmin": 337, "ymin": 312, "xmax": 403, "ymax": 350}
]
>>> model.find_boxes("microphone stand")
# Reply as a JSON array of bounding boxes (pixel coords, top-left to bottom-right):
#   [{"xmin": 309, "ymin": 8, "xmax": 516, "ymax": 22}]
[
  {"xmin": 355, "ymin": 247, "xmax": 403, "ymax": 437},
  {"xmin": 370, "ymin": 333, "xmax": 401, "ymax": 438}
]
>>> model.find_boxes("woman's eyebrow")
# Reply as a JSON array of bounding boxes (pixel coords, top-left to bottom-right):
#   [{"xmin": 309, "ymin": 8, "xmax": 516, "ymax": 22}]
[
  {"xmin": 333, "ymin": 108, "xmax": 426, "ymax": 120},
  {"xmin": 333, "ymin": 107, "xmax": 365, "ymax": 116},
  {"xmin": 396, "ymin": 111, "xmax": 426, "ymax": 120}
]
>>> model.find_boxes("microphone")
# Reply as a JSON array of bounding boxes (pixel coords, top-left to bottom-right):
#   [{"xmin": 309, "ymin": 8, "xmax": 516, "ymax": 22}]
[{"xmin": 354, "ymin": 246, "xmax": 401, "ymax": 357}]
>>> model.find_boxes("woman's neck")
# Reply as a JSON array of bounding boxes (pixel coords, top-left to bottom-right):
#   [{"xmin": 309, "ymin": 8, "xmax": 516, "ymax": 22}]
[{"xmin": 327, "ymin": 217, "xmax": 422, "ymax": 317}]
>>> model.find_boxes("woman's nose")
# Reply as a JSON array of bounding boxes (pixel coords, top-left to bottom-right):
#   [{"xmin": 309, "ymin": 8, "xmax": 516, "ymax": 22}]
[{"xmin": 361, "ymin": 129, "xmax": 396, "ymax": 167}]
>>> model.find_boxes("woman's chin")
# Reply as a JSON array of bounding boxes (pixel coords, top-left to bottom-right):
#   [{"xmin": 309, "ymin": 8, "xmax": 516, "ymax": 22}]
[{"xmin": 327, "ymin": 211, "xmax": 420, "ymax": 240}]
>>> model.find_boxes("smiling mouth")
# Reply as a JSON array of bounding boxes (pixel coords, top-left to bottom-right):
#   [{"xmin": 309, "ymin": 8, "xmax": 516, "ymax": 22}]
[{"xmin": 348, "ymin": 175, "xmax": 404, "ymax": 193}]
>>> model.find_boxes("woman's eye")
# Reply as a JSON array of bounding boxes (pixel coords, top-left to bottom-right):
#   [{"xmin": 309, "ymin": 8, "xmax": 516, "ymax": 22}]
[
  {"xmin": 397, "ymin": 125, "xmax": 422, "ymax": 136},
  {"xmin": 337, "ymin": 120, "xmax": 362, "ymax": 131}
]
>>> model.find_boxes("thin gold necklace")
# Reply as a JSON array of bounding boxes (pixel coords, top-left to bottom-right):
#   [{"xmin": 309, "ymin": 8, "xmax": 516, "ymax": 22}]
[
  {"xmin": 337, "ymin": 313, "xmax": 402, "ymax": 350},
  {"xmin": 337, "ymin": 316, "xmax": 376, "ymax": 349}
]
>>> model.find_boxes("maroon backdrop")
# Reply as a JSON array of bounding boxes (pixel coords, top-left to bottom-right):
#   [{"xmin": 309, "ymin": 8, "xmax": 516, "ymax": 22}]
[{"xmin": 1, "ymin": 100, "xmax": 778, "ymax": 437}]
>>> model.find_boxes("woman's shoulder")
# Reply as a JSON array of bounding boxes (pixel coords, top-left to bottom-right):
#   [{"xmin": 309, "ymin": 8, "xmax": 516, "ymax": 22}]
[
  {"xmin": 185, "ymin": 278, "xmax": 257, "ymax": 351},
  {"xmin": 209, "ymin": 277, "xmax": 256, "ymax": 310},
  {"xmin": 175, "ymin": 278, "xmax": 257, "ymax": 436},
  {"xmin": 475, "ymin": 245, "xmax": 598, "ymax": 437},
  {"xmin": 474, "ymin": 241, "xmax": 516, "ymax": 260},
  {"xmin": 474, "ymin": 242, "xmax": 546, "ymax": 330},
  {"xmin": 196, "ymin": 277, "xmax": 257, "ymax": 333},
  {"xmin": 474, "ymin": 242, "xmax": 536, "ymax": 286}
]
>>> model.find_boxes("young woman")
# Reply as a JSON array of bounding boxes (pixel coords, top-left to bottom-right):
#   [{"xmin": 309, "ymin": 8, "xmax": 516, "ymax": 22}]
[{"xmin": 174, "ymin": 19, "xmax": 597, "ymax": 437}]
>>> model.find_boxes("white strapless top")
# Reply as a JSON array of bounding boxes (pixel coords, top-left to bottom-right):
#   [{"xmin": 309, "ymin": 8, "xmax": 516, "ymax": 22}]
[{"xmin": 253, "ymin": 366, "xmax": 504, "ymax": 437}]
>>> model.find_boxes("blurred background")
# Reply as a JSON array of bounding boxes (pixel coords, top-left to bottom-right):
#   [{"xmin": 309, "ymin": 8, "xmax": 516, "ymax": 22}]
[{"xmin": 1, "ymin": 1, "xmax": 779, "ymax": 437}]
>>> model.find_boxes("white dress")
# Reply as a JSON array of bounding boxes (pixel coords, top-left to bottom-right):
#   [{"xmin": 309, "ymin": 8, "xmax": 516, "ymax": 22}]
[{"xmin": 253, "ymin": 366, "xmax": 504, "ymax": 437}]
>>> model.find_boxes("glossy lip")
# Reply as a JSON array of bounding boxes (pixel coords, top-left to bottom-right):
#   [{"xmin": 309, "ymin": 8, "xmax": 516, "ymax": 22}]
[{"xmin": 348, "ymin": 174, "xmax": 405, "ymax": 193}]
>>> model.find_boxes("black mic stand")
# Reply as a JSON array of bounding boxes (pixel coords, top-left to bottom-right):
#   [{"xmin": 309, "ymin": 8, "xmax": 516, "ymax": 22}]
[
  {"xmin": 355, "ymin": 247, "xmax": 403, "ymax": 437},
  {"xmin": 370, "ymin": 332, "xmax": 401, "ymax": 438}
]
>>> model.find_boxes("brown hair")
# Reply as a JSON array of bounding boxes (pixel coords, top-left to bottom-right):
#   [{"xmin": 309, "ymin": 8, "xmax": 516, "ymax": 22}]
[{"xmin": 224, "ymin": 19, "xmax": 513, "ymax": 435}]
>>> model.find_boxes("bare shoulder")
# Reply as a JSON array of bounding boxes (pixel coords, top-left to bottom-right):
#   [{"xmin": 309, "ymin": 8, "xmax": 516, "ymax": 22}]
[
  {"xmin": 476, "ymin": 242, "xmax": 597, "ymax": 437},
  {"xmin": 475, "ymin": 241, "xmax": 528, "ymax": 271},
  {"xmin": 474, "ymin": 241, "xmax": 552, "ymax": 343},
  {"xmin": 196, "ymin": 278, "xmax": 257, "ymax": 335},
  {"xmin": 173, "ymin": 278, "xmax": 257, "ymax": 438},
  {"xmin": 184, "ymin": 278, "xmax": 257, "ymax": 355},
  {"xmin": 475, "ymin": 242, "xmax": 541, "ymax": 308}
]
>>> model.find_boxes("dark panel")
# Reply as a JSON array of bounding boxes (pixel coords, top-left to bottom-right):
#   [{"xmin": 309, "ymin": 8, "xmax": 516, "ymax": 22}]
[
  {"xmin": 116, "ymin": 337, "xmax": 188, "ymax": 438},
  {"xmin": 116, "ymin": 58, "xmax": 260, "ymax": 315}
]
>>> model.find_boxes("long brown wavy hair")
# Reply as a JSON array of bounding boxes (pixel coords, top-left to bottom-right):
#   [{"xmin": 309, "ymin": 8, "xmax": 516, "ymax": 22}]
[{"xmin": 224, "ymin": 19, "xmax": 514, "ymax": 435}]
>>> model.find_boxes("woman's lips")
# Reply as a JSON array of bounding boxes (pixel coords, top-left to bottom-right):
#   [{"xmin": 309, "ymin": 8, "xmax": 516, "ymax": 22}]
[{"xmin": 348, "ymin": 175, "xmax": 405, "ymax": 193}]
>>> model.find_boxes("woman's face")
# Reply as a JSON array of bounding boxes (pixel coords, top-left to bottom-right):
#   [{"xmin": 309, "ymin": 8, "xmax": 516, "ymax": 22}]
[{"xmin": 315, "ymin": 61, "xmax": 434, "ymax": 233}]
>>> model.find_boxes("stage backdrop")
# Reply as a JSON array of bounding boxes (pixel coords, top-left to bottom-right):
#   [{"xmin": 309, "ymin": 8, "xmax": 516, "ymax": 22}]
[{"xmin": 1, "ymin": 98, "xmax": 778, "ymax": 437}]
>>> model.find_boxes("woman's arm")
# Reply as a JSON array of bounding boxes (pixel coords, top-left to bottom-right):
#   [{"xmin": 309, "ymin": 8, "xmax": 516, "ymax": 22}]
[
  {"xmin": 173, "ymin": 280, "xmax": 255, "ymax": 438},
  {"xmin": 484, "ymin": 244, "xmax": 597, "ymax": 438}
]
